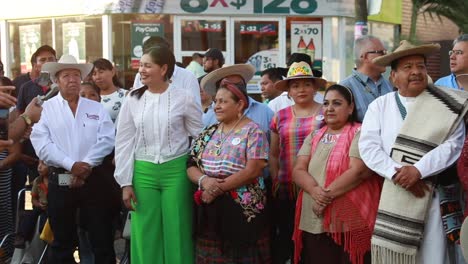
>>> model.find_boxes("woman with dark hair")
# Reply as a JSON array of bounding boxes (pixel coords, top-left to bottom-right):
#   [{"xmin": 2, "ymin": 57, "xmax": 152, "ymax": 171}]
[
  {"xmin": 114, "ymin": 46, "xmax": 203, "ymax": 264},
  {"xmin": 292, "ymin": 84, "xmax": 382, "ymax": 264},
  {"xmin": 187, "ymin": 64, "xmax": 270, "ymax": 263},
  {"xmin": 269, "ymin": 61, "xmax": 325, "ymax": 263},
  {"xmin": 92, "ymin": 58, "xmax": 126, "ymax": 123}
]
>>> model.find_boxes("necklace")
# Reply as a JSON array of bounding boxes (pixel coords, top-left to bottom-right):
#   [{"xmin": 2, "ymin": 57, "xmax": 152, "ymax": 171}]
[{"xmin": 214, "ymin": 116, "xmax": 244, "ymax": 155}]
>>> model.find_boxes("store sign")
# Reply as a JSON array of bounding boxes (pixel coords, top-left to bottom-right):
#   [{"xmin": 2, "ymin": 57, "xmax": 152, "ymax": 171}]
[
  {"xmin": 62, "ymin": 22, "xmax": 86, "ymax": 63},
  {"xmin": 84, "ymin": 0, "xmax": 353, "ymax": 16},
  {"xmin": 130, "ymin": 22, "xmax": 165, "ymax": 69},
  {"xmin": 291, "ymin": 21, "xmax": 322, "ymax": 70},
  {"xmin": 1, "ymin": 0, "xmax": 353, "ymax": 19},
  {"xmin": 240, "ymin": 24, "xmax": 276, "ymax": 35},
  {"xmin": 247, "ymin": 49, "xmax": 279, "ymax": 74},
  {"xmin": 182, "ymin": 20, "xmax": 223, "ymax": 33},
  {"xmin": 19, "ymin": 24, "xmax": 41, "ymax": 73}
]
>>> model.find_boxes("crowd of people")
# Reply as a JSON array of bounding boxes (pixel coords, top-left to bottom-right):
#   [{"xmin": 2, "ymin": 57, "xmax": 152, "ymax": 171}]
[{"xmin": 0, "ymin": 33, "xmax": 467, "ymax": 264}]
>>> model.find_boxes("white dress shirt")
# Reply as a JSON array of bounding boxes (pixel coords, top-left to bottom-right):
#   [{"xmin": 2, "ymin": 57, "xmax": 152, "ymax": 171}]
[
  {"xmin": 31, "ymin": 92, "xmax": 115, "ymax": 171},
  {"xmin": 133, "ymin": 65, "xmax": 201, "ymax": 108},
  {"xmin": 359, "ymin": 91, "xmax": 463, "ymax": 263},
  {"xmin": 359, "ymin": 91, "xmax": 465, "ymax": 180},
  {"xmin": 114, "ymin": 85, "xmax": 203, "ymax": 187}
]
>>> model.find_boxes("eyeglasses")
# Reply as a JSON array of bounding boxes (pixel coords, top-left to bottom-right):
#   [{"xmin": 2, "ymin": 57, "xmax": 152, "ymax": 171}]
[
  {"xmin": 449, "ymin": 50, "xmax": 464, "ymax": 56},
  {"xmin": 365, "ymin": 50, "xmax": 387, "ymax": 56}
]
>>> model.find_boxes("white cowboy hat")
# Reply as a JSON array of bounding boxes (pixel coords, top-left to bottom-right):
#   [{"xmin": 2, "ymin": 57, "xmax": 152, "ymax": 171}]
[
  {"xmin": 373, "ymin": 40, "xmax": 440, "ymax": 67},
  {"xmin": 200, "ymin": 64, "xmax": 255, "ymax": 96},
  {"xmin": 274, "ymin": 61, "xmax": 327, "ymax": 91},
  {"xmin": 42, "ymin": 54, "xmax": 93, "ymax": 80}
]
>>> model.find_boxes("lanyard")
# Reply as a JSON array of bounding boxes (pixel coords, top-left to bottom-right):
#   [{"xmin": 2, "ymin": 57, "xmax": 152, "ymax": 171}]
[
  {"xmin": 394, "ymin": 92, "xmax": 407, "ymax": 120},
  {"xmin": 353, "ymin": 73, "xmax": 381, "ymax": 99}
]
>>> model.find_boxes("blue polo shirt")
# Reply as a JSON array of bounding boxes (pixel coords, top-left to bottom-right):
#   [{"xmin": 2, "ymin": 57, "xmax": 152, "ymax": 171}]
[
  {"xmin": 435, "ymin": 74, "xmax": 463, "ymax": 90},
  {"xmin": 340, "ymin": 70, "xmax": 393, "ymax": 122}
]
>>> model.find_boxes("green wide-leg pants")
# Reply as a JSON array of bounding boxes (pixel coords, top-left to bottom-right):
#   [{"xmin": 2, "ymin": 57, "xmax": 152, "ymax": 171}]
[{"xmin": 131, "ymin": 156, "xmax": 194, "ymax": 264}]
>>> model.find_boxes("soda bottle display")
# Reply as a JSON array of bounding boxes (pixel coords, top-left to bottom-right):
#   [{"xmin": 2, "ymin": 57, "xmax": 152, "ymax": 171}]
[
  {"xmin": 297, "ymin": 36, "xmax": 306, "ymax": 54},
  {"xmin": 306, "ymin": 38, "xmax": 315, "ymax": 62}
]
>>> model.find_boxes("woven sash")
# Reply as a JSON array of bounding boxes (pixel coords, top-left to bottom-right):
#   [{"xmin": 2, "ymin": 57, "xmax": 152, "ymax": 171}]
[{"xmin": 371, "ymin": 86, "xmax": 468, "ymax": 264}]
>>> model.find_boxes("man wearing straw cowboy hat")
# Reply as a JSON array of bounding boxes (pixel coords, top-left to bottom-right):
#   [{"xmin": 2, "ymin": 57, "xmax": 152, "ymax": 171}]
[
  {"xmin": 30, "ymin": 55, "xmax": 116, "ymax": 263},
  {"xmin": 359, "ymin": 40, "xmax": 468, "ymax": 264}
]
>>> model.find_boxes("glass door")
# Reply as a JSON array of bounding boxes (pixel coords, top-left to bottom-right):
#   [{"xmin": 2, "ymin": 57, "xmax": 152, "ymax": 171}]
[
  {"xmin": 174, "ymin": 16, "xmax": 230, "ymax": 67},
  {"xmin": 230, "ymin": 17, "xmax": 285, "ymax": 95}
]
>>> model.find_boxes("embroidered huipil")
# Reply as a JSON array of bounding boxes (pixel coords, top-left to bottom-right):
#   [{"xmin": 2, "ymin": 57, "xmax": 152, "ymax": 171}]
[
  {"xmin": 270, "ymin": 106, "xmax": 322, "ymax": 198},
  {"xmin": 31, "ymin": 93, "xmax": 115, "ymax": 171},
  {"xmin": 114, "ymin": 86, "xmax": 203, "ymax": 187},
  {"xmin": 201, "ymin": 121, "xmax": 269, "ymax": 218}
]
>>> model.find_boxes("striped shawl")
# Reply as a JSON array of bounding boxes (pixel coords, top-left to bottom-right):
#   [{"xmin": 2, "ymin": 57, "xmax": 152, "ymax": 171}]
[{"xmin": 371, "ymin": 85, "xmax": 468, "ymax": 264}]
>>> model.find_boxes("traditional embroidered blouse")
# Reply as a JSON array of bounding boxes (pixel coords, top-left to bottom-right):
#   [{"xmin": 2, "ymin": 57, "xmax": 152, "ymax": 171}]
[
  {"xmin": 270, "ymin": 106, "xmax": 323, "ymax": 198},
  {"xmin": 200, "ymin": 121, "xmax": 269, "ymax": 220}
]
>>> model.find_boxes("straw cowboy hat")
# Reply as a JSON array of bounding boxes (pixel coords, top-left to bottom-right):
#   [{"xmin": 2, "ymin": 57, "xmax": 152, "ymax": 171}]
[
  {"xmin": 274, "ymin": 61, "xmax": 327, "ymax": 91},
  {"xmin": 201, "ymin": 64, "xmax": 255, "ymax": 96},
  {"xmin": 461, "ymin": 217, "xmax": 468, "ymax": 261},
  {"xmin": 42, "ymin": 54, "xmax": 93, "ymax": 80},
  {"xmin": 373, "ymin": 40, "xmax": 440, "ymax": 67}
]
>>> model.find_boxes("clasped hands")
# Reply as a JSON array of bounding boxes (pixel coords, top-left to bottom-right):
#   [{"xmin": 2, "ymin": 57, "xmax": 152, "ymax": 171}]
[
  {"xmin": 392, "ymin": 165, "xmax": 429, "ymax": 198},
  {"xmin": 200, "ymin": 177, "xmax": 225, "ymax": 204},
  {"xmin": 309, "ymin": 186, "xmax": 333, "ymax": 217},
  {"xmin": 70, "ymin": 162, "xmax": 91, "ymax": 188}
]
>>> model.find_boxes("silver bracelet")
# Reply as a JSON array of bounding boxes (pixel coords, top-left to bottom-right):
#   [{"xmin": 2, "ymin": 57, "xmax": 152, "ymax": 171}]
[{"xmin": 198, "ymin": 175, "xmax": 207, "ymax": 190}]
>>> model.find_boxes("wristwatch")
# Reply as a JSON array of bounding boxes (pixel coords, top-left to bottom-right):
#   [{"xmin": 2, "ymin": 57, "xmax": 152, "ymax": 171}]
[{"xmin": 20, "ymin": 114, "xmax": 32, "ymax": 126}]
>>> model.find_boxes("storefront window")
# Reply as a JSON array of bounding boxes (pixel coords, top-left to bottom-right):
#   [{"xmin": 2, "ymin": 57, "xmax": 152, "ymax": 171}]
[
  {"xmin": 112, "ymin": 14, "xmax": 172, "ymax": 89},
  {"xmin": 54, "ymin": 16, "xmax": 102, "ymax": 64},
  {"xmin": 8, "ymin": 19, "xmax": 53, "ymax": 78},
  {"xmin": 286, "ymin": 17, "xmax": 323, "ymax": 70},
  {"xmin": 233, "ymin": 19, "xmax": 279, "ymax": 95},
  {"xmin": 179, "ymin": 18, "xmax": 227, "ymax": 66}
]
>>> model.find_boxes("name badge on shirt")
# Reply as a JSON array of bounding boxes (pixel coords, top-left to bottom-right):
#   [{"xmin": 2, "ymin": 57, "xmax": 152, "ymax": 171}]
[
  {"xmin": 86, "ymin": 113, "xmax": 100, "ymax": 120},
  {"xmin": 231, "ymin": 137, "xmax": 241, "ymax": 145}
]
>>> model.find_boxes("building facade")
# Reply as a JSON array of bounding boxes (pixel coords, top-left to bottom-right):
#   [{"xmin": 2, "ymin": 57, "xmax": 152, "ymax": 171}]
[{"xmin": 0, "ymin": 0, "xmax": 400, "ymax": 91}]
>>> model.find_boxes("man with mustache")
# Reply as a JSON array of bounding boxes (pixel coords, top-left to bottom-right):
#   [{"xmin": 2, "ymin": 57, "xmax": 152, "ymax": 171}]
[{"xmin": 359, "ymin": 40, "xmax": 468, "ymax": 264}]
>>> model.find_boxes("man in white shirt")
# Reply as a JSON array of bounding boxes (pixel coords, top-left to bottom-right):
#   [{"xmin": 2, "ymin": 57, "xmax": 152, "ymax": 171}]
[
  {"xmin": 359, "ymin": 41, "xmax": 467, "ymax": 264},
  {"xmin": 31, "ymin": 55, "xmax": 115, "ymax": 264},
  {"xmin": 132, "ymin": 36, "xmax": 201, "ymax": 108}
]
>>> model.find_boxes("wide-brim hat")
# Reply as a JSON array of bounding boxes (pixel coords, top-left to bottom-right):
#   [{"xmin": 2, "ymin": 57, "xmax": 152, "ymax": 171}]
[
  {"xmin": 201, "ymin": 64, "xmax": 255, "ymax": 96},
  {"xmin": 275, "ymin": 61, "xmax": 327, "ymax": 91},
  {"xmin": 373, "ymin": 40, "xmax": 440, "ymax": 66},
  {"xmin": 42, "ymin": 54, "xmax": 93, "ymax": 80},
  {"xmin": 461, "ymin": 217, "xmax": 468, "ymax": 261}
]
